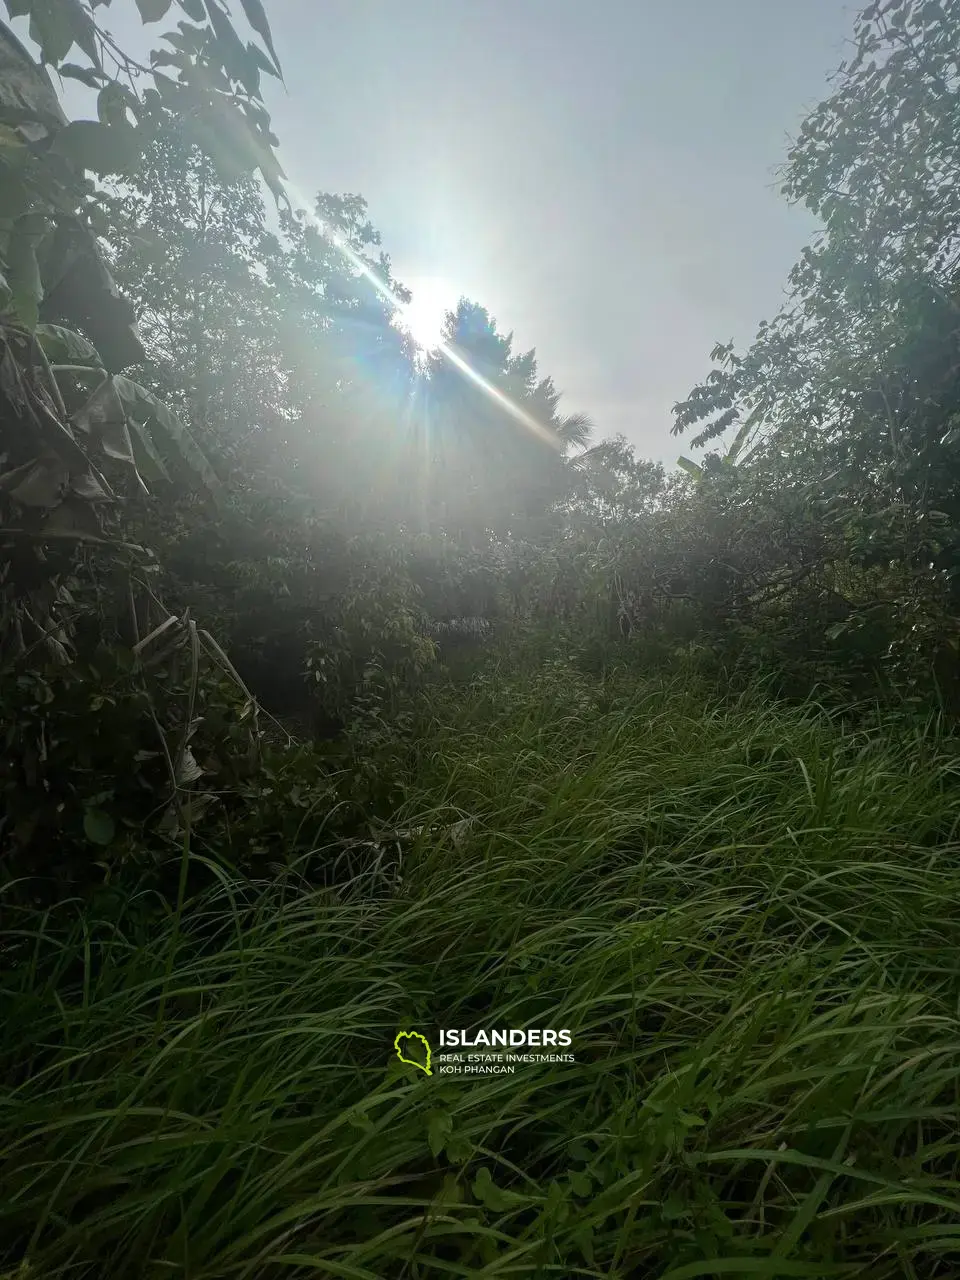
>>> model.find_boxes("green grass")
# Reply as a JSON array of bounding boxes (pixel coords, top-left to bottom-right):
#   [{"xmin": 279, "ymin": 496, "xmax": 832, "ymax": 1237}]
[{"xmin": 3, "ymin": 659, "xmax": 960, "ymax": 1277}]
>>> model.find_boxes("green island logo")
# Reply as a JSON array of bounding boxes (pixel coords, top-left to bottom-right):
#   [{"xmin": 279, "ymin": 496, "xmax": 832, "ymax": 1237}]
[{"xmin": 394, "ymin": 1030, "xmax": 432, "ymax": 1076}]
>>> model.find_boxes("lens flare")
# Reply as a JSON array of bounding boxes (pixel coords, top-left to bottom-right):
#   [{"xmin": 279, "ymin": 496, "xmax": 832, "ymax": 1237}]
[{"xmin": 281, "ymin": 179, "xmax": 563, "ymax": 453}]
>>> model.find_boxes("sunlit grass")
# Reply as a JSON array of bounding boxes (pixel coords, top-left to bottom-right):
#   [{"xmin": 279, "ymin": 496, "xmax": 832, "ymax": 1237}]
[{"xmin": 3, "ymin": 661, "xmax": 960, "ymax": 1276}]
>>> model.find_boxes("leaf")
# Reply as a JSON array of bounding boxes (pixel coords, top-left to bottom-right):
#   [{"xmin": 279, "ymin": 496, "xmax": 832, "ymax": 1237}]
[
  {"xmin": 0, "ymin": 121, "xmax": 26, "ymax": 151},
  {"xmin": 677, "ymin": 455, "xmax": 703, "ymax": 480},
  {"xmin": 471, "ymin": 1166, "xmax": 528, "ymax": 1213},
  {"xmin": 44, "ymin": 494, "xmax": 107, "ymax": 535},
  {"xmin": 204, "ymin": 0, "xmax": 249, "ymax": 83},
  {"xmin": 246, "ymin": 41, "xmax": 278, "ymax": 80},
  {"xmin": 177, "ymin": 0, "xmax": 205, "ymax": 17},
  {"xmin": 114, "ymin": 376, "xmax": 220, "ymax": 498},
  {"xmin": 239, "ymin": 0, "xmax": 282, "ymax": 77},
  {"xmin": 176, "ymin": 746, "xmax": 204, "ymax": 784},
  {"xmin": 68, "ymin": 4, "xmax": 102, "ymax": 69},
  {"xmin": 97, "ymin": 82, "xmax": 135, "ymax": 127},
  {"xmin": 73, "ymin": 374, "xmax": 126, "ymax": 443},
  {"xmin": 35, "ymin": 323, "xmax": 103, "ymax": 367},
  {"xmin": 69, "ymin": 469, "xmax": 112, "ymax": 501},
  {"xmin": 126, "ymin": 418, "xmax": 171, "ymax": 484},
  {"xmin": 723, "ymin": 417, "xmax": 752, "ymax": 466},
  {"xmin": 58, "ymin": 63, "xmax": 107, "ymax": 88},
  {"xmin": 29, "ymin": 0, "xmax": 79, "ymax": 65},
  {"xmin": 5, "ymin": 217, "xmax": 44, "ymax": 328},
  {"xmin": 83, "ymin": 807, "xmax": 115, "ymax": 845},
  {"xmin": 0, "ymin": 455, "xmax": 69, "ymax": 508},
  {"xmin": 135, "ymin": 0, "xmax": 173, "ymax": 20},
  {"xmin": 426, "ymin": 1110, "xmax": 453, "ymax": 1158},
  {"xmin": 52, "ymin": 118, "xmax": 143, "ymax": 176}
]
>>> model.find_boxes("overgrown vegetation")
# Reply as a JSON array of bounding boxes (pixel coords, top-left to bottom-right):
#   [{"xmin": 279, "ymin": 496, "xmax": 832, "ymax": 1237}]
[{"xmin": 3, "ymin": 0, "xmax": 960, "ymax": 1274}]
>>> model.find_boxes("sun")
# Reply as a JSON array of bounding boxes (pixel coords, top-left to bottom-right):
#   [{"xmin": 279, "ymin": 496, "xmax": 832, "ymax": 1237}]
[{"xmin": 397, "ymin": 274, "xmax": 458, "ymax": 351}]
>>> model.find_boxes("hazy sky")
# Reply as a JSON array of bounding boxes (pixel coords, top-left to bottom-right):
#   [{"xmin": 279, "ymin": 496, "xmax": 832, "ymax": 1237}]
[
  {"xmin": 259, "ymin": 0, "xmax": 856, "ymax": 462},
  {"xmin": 22, "ymin": 0, "xmax": 857, "ymax": 463}
]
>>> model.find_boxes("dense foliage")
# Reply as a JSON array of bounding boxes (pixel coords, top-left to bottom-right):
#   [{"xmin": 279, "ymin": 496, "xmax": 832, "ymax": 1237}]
[{"xmin": 3, "ymin": 0, "xmax": 960, "ymax": 1275}]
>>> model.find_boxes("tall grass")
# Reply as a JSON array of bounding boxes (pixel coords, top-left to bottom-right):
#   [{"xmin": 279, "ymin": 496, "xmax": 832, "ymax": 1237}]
[{"xmin": 3, "ymin": 660, "xmax": 960, "ymax": 1277}]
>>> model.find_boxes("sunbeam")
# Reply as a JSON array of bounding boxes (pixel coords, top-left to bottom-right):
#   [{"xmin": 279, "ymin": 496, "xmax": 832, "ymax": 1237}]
[{"xmin": 282, "ymin": 180, "xmax": 564, "ymax": 453}]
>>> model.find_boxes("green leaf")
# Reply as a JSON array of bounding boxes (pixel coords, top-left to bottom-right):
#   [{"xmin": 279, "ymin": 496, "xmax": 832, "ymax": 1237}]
[
  {"xmin": 5, "ymin": 217, "xmax": 44, "ymax": 328},
  {"xmin": 52, "ymin": 119, "xmax": 143, "ymax": 176},
  {"xmin": 83, "ymin": 808, "xmax": 115, "ymax": 846},
  {"xmin": 239, "ymin": 0, "xmax": 282, "ymax": 77},
  {"xmin": 35, "ymin": 323, "xmax": 103, "ymax": 367},
  {"xmin": 471, "ymin": 1166, "xmax": 528, "ymax": 1213},
  {"xmin": 114, "ymin": 376, "xmax": 220, "ymax": 498},
  {"xmin": 426, "ymin": 1110, "xmax": 453, "ymax": 1158},
  {"xmin": 177, "ymin": 0, "xmax": 205, "ymax": 17},
  {"xmin": 723, "ymin": 417, "xmax": 752, "ymax": 466},
  {"xmin": 677, "ymin": 455, "xmax": 703, "ymax": 480},
  {"xmin": 135, "ymin": 0, "xmax": 173, "ymax": 20}
]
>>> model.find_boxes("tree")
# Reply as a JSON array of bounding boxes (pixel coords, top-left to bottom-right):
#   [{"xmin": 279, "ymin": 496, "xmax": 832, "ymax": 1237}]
[
  {"xmin": 0, "ymin": 0, "xmax": 288, "ymax": 882},
  {"xmin": 420, "ymin": 299, "xmax": 592, "ymax": 536},
  {"xmin": 669, "ymin": 0, "xmax": 960, "ymax": 704},
  {"xmin": 102, "ymin": 118, "xmax": 288, "ymax": 467}
]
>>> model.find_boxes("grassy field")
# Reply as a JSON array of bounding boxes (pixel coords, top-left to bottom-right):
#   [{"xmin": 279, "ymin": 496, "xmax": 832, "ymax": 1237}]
[{"xmin": 3, "ymin": 658, "xmax": 960, "ymax": 1277}]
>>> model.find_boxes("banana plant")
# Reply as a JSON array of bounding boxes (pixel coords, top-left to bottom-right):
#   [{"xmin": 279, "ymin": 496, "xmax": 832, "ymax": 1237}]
[{"xmin": 677, "ymin": 413, "xmax": 759, "ymax": 482}]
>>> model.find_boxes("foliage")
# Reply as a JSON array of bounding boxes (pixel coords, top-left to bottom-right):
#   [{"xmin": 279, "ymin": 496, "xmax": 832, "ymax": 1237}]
[
  {"xmin": 4, "ymin": 665, "xmax": 960, "ymax": 1274},
  {"xmin": 0, "ymin": 0, "xmax": 290, "ymax": 887},
  {"xmin": 7, "ymin": 1, "xmax": 960, "ymax": 1274},
  {"xmin": 667, "ymin": 0, "xmax": 960, "ymax": 706}
]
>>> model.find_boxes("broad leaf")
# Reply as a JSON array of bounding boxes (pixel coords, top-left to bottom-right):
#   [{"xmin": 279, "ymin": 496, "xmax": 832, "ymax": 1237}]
[
  {"xmin": 35, "ymin": 322, "xmax": 103, "ymax": 367},
  {"xmin": 204, "ymin": 0, "xmax": 248, "ymax": 83},
  {"xmin": 723, "ymin": 417, "xmax": 753, "ymax": 466},
  {"xmin": 5, "ymin": 217, "xmax": 44, "ymax": 328},
  {"xmin": 0, "ymin": 455, "xmax": 69, "ymax": 507},
  {"xmin": 97, "ymin": 82, "xmax": 135, "ymax": 127},
  {"xmin": 114, "ymin": 375, "xmax": 220, "ymax": 498},
  {"xmin": 29, "ymin": 0, "xmax": 77, "ymax": 65},
  {"xmin": 73, "ymin": 373, "xmax": 131, "ymax": 457},
  {"xmin": 27, "ymin": 0, "xmax": 97, "ymax": 66},
  {"xmin": 53, "ymin": 118, "xmax": 143, "ymax": 175},
  {"xmin": 239, "ymin": 0, "xmax": 281, "ymax": 77},
  {"xmin": 58, "ymin": 62, "xmax": 106, "ymax": 88},
  {"xmin": 676, "ymin": 455, "xmax": 703, "ymax": 480},
  {"xmin": 83, "ymin": 807, "xmax": 115, "ymax": 845},
  {"xmin": 471, "ymin": 1166, "xmax": 529, "ymax": 1212},
  {"xmin": 135, "ymin": 0, "xmax": 174, "ymax": 20}
]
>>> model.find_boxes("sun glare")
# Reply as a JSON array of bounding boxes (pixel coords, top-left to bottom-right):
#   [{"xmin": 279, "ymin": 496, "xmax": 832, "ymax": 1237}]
[{"xmin": 399, "ymin": 274, "xmax": 457, "ymax": 351}]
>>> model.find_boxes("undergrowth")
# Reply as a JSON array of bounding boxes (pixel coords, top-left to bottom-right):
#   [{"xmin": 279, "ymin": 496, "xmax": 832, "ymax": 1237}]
[{"xmin": 3, "ymin": 659, "xmax": 960, "ymax": 1277}]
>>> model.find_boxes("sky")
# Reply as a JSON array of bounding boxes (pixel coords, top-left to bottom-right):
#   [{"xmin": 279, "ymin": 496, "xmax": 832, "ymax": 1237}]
[
  {"xmin": 257, "ymin": 0, "xmax": 857, "ymax": 463},
  {"xmin": 16, "ymin": 0, "xmax": 857, "ymax": 464}
]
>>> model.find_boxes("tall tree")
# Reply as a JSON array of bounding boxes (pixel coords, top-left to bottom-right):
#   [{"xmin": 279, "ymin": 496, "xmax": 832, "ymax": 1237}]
[{"xmin": 421, "ymin": 299, "xmax": 591, "ymax": 536}]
